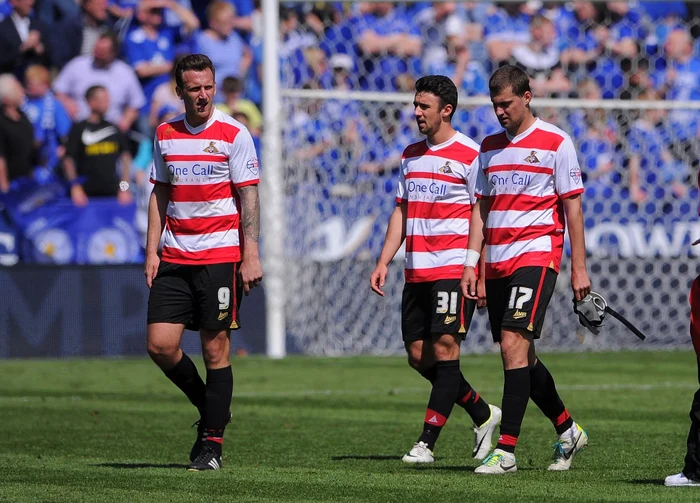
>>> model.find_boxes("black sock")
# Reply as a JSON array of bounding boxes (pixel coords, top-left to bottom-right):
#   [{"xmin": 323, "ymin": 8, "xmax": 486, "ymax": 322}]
[
  {"xmin": 496, "ymin": 367, "xmax": 530, "ymax": 454},
  {"xmin": 456, "ymin": 376, "xmax": 491, "ymax": 426},
  {"xmin": 418, "ymin": 360, "xmax": 461, "ymax": 450},
  {"xmin": 530, "ymin": 359, "xmax": 574, "ymax": 435},
  {"xmin": 419, "ymin": 366, "xmax": 437, "ymax": 383},
  {"xmin": 420, "ymin": 366, "xmax": 490, "ymax": 425},
  {"xmin": 163, "ymin": 352, "xmax": 206, "ymax": 417},
  {"xmin": 204, "ymin": 366, "xmax": 233, "ymax": 456}
]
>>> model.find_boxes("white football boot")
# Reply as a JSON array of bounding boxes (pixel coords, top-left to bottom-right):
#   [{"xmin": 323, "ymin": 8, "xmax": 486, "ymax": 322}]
[
  {"xmin": 474, "ymin": 448, "xmax": 517, "ymax": 474},
  {"xmin": 402, "ymin": 441, "xmax": 434, "ymax": 464},
  {"xmin": 473, "ymin": 405, "xmax": 502, "ymax": 460},
  {"xmin": 547, "ymin": 422, "xmax": 588, "ymax": 471},
  {"xmin": 665, "ymin": 473, "xmax": 700, "ymax": 487}
]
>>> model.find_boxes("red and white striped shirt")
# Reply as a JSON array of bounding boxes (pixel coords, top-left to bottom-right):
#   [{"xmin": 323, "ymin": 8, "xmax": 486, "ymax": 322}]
[
  {"xmin": 150, "ymin": 108, "xmax": 259, "ymax": 265},
  {"xmin": 475, "ymin": 118, "xmax": 583, "ymax": 279},
  {"xmin": 396, "ymin": 132, "xmax": 480, "ymax": 283}
]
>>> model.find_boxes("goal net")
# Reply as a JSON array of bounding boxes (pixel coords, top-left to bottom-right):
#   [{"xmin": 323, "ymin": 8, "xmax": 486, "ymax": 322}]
[{"xmin": 272, "ymin": 0, "xmax": 700, "ymax": 355}]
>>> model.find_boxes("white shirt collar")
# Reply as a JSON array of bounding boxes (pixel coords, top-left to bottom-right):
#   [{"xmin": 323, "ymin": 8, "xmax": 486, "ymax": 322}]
[{"xmin": 10, "ymin": 11, "xmax": 31, "ymax": 43}]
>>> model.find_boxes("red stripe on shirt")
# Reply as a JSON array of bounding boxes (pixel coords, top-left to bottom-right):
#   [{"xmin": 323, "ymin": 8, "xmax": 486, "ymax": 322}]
[
  {"xmin": 405, "ymin": 172, "xmax": 467, "ymax": 184},
  {"xmin": 485, "ymin": 250, "xmax": 561, "ymax": 279},
  {"xmin": 157, "ymin": 119, "xmax": 241, "ymax": 142},
  {"xmin": 560, "ymin": 188, "xmax": 584, "ymax": 199},
  {"xmin": 406, "ymin": 234, "xmax": 468, "ymax": 253},
  {"xmin": 170, "ymin": 181, "xmax": 234, "ymax": 202},
  {"xmin": 486, "ymin": 194, "xmax": 559, "ymax": 212},
  {"xmin": 480, "ymin": 129, "xmax": 565, "ymax": 153},
  {"xmin": 164, "ymin": 154, "xmax": 228, "ymax": 162},
  {"xmin": 166, "ymin": 214, "xmax": 240, "ymax": 235},
  {"xmin": 407, "ymin": 201, "xmax": 472, "ymax": 220},
  {"xmin": 161, "ymin": 245, "xmax": 241, "ymax": 265},
  {"xmin": 485, "ymin": 224, "xmax": 561, "ymax": 244},
  {"xmin": 405, "ymin": 264, "xmax": 465, "ymax": 282},
  {"xmin": 402, "ymin": 140, "xmax": 478, "ymax": 163},
  {"xmin": 484, "ymin": 164, "xmax": 554, "ymax": 175}
]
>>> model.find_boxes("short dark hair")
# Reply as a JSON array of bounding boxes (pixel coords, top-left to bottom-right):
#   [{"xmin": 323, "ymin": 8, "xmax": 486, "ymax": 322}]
[
  {"xmin": 222, "ymin": 76, "xmax": 244, "ymax": 94},
  {"xmin": 414, "ymin": 75, "xmax": 458, "ymax": 119},
  {"xmin": 489, "ymin": 65, "xmax": 531, "ymax": 97},
  {"xmin": 85, "ymin": 85, "xmax": 106, "ymax": 101},
  {"xmin": 97, "ymin": 31, "xmax": 120, "ymax": 55},
  {"xmin": 174, "ymin": 54, "xmax": 215, "ymax": 89}
]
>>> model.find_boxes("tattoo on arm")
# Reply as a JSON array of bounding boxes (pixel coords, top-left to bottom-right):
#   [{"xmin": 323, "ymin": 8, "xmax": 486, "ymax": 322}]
[{"xmin": 237, "ymin": 185, "xmax": 260, "ymax": 242}]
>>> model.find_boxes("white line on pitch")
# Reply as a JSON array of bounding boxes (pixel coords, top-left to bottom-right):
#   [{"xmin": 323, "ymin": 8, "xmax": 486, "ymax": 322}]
[{"xmin": 0, "ymin": 381, "xmax": 696, "ymax": 403}]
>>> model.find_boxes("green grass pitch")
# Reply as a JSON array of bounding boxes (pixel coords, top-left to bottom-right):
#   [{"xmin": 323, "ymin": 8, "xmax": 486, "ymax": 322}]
[{"xmin": 1, "ymin": 351, "xmax": 699, "ymax": 502}]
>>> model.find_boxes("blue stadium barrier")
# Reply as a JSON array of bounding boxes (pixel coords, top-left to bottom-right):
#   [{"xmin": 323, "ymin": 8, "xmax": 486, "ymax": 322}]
[{"xmin": 0, "ymin": 265, "xmax": 267, "ymax": 358}]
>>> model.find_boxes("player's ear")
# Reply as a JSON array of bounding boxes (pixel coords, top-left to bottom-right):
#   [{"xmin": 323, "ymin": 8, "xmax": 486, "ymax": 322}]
[
  {"xmin": 442, "ymin": 104, "xmax": 453, "ymax": 121},
  {"xmin": 523, "ymin": 91, "xmax": 532, "ymax": 107},
  {"xmin": 175, "ymin": 86, "xmax": 183, "ymax": 100}
]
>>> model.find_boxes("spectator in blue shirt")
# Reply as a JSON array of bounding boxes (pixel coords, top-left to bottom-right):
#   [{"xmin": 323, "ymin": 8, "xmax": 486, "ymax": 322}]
[
  {"xmin": 427, "ymin": 38, "xmax": 488, "ymax": 97},
  {"xmin": 654, "ymin": 28, "xmax": 700, "ymax": 168},
  {"xmin": 22, "ymin": 64, "xmax": 72, "ymax": 173},
  {"xmin": 484, "ymin": 2, "xmax": 531, "ymax": 66},
  {"xmin": 195, "ymin": 1, "xmax": 251, "ymax": 95},
  {"xmin": 627, "ymin": 89, "xmax": 689, "ymax": 203},
  {"xmin": 355, "ymin": 3, "xmax": 422, "ymax": 91},
  {"xmin": 124, "ymin": 0, "xmax": 198, "ymax": 131}
]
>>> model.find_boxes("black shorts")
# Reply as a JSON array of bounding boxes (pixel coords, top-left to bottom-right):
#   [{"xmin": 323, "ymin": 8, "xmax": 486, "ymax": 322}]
[
  {"xmin": 401, "ymin": 279, "xmax": 476, "ymax": 342},
  {"xmin": 147, "ymin": 261, "xmax": 243, "ymax": 331},
  {"xmin": 485, "ymin": 266, "xmax": 557, "ymax": 342}
]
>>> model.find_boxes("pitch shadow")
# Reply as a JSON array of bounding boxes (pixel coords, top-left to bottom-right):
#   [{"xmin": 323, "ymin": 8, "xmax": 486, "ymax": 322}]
[
  {"xmin": 93, "ymin": 463, "xmax": 190, "ymax": 469},
  {"xmin": 331, "ymin": 455, "xmax": 399, "ymax": 461},
  {"xmin": 628, "ymin": 479, "xmax": 666, "ymax": 486}
]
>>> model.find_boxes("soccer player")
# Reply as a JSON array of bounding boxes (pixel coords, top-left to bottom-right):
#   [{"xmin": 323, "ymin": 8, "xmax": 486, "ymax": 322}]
[
  {"xmin": 370, "ymin": 75, "xmax": 501, "ymax": 464},
  {"xmin": 145, "ymin": 54, "xmax": 262, "ymax": 471},
  {"xmin": 461, "ymin": 65, "xmax": 591, "ymax": 474},
  {"xmin": 665, "ymin": 251, "xmax": 700, "ymax": 486}
]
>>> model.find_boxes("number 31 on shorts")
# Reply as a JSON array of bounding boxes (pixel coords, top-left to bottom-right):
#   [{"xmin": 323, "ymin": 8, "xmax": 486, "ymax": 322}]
[{"xmin": 436, "ymin": 291, "xmax": 458, "ymax": 314}]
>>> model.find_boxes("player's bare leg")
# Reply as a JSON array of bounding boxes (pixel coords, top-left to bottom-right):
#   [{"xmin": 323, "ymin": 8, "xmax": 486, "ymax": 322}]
[
  {"xmin": 148, "ymin": 323, "xmax": 208, "ymax": 463},
  {"xmin": 187, "ymin": 329, "xmax": 232, "ymax": 471}
]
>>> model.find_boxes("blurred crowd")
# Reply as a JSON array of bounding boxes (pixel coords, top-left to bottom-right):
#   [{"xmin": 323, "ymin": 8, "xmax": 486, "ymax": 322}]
[
  {"xmin": 0, "ymin": 0, "xmax": 699, "ymax": 260},
  {"xmin": 281, "ymin": 1, "xmax": 700, "ymax": 210}
]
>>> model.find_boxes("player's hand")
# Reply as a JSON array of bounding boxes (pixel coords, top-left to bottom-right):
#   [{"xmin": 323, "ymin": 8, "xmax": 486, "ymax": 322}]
[
  {"xmin": 144, "ymin": 252, "xmax": 160, "ymax": 289},
  {"xmin": 476, "ymin": 277, "xmax": 487, "ymax": 309},
  {"xmin": 461, "ymin": 266, "xmax": 478, "ymax": 300},
  {"xmin": 370, "ymin": 263, "xmax": 388, "ymax": 296},
  {"xmin": 571, "ymin": 267, "xmax": 591, "ymax": 302},
  {"xmin": 239, "ymin": 256, "xmax": 263, "ymax": 295}
]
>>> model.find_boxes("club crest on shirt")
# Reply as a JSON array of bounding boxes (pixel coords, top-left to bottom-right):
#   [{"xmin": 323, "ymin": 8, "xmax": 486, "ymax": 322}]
[
  {"xmin": 438, "ymin": 161, "xmax": 453, "ymax": 174},
  {"xmin": 570, "ymin": 165, "xmax": 582, "ymax": 184},
  {"xmin": 203, "ymin": 141, "xmax": 220, "ymax": 154},
  {"xmin": 524, "ymin": 150, "xmax": 540, "ymax": 163}
]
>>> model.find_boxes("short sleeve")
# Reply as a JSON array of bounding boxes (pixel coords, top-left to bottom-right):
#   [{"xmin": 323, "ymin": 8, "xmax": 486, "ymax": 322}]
[
  {"xmin": 150, "ymin": 137, "xmax": 170, "ymax": 184},
  {"xmin": 228, "ymin": 127, "xmax": 259, "ymax": 187},
  {"xmin": 54, "ymin": 100, "xmax": 73, "ymax": 138},
  {"xmin": 627, "ymin": 127, "xmax": 643, "ymax": 155},
  {"xmin": 65, "ymin": 122, "xmax": 82, "ymax": 159},
  {"xmin": 51, "ymin": 62, "xmax": 74, "ymax": 95},
  {"xmin": 474, "ymin": 151, "xmax": 490, "ymax": 198},
  {"xmin": 465, "ymin": 155, "xmax": 480, "ymax": 204},
  {"xmin": 395, "ymin": 158, "xmax": 407, "ymax": 203},
  {"xmin": 554, "ymin": 136, "xmax": 584, "ymax": 198},
  {"xmin": 0, "ymin": 126, "xmax": 6, "ymax": 159}
]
